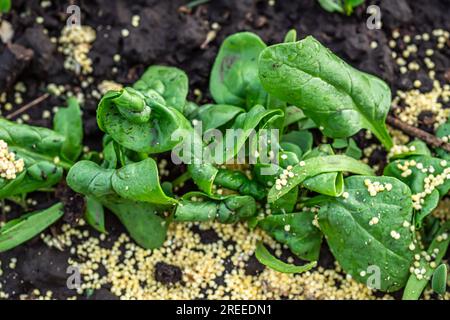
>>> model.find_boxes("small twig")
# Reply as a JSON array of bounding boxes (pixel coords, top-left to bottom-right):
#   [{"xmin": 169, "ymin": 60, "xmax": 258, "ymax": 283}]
[
  {"xmin": 386, "ymin": 115, "xmax": 450, "ymax": 153},
  {"xmin": 6, "ymin": 93, "xmax": 50, "ymax": 120}
]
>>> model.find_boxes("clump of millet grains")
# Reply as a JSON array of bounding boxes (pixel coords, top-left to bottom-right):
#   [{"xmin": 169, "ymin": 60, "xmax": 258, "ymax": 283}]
[{"xmin": 0, "ymin": 140, "xmax": 24, "ymax": 180}]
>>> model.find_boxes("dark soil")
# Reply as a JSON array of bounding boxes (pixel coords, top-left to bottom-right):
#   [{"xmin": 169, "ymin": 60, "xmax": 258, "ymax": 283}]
[
  {"xmin": 55, "ymin": 182, "xmax": 85, "ymax": 226},
  {"xmin": 191, "ymin": 225, "xmax": 220, "ymax": 244},
  {"xmin": 1, "ymin": 0, "xmax": 450, "ymax": 300},
  {"xmin": 154, "ymin": 262, "xmax": 183, "ymax": 285}
]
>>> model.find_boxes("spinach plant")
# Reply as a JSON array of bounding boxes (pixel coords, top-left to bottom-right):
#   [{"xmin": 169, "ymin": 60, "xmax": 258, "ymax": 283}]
[{"xmin": 2, "ymin": 30, "xmax": 449, "ymax": 300}]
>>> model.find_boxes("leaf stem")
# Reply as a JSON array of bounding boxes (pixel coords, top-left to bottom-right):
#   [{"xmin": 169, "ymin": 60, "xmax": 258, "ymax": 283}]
[
  {"xmin": 58, "ymin": 161, "xmax": 73, "ymax": 171},
  {"xmin": 367, "ymin": 122, "xmax": 394, "ymax": 150},
  {"xmin": 172, "ymin": 171, "xmax": 192, "ymax": 188}
]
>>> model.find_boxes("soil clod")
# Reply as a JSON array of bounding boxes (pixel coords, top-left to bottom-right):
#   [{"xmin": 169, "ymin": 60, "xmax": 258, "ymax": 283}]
[
  {"xmin": 154, "ymin": 262, "xmax": 183, "ymax": 285},
  {"xmin": 0, "ymin": 43, "xmax": 33, "ymax": 91}
]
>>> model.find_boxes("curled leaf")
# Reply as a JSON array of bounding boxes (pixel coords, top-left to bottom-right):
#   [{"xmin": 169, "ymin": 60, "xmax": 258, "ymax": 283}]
[
  {"xmin": 133, "ymin": 65, "xmax": 189, "ymax": 113},
  {"xmin": 268, "ymin": 155, "xmax": 374, "ymax": 203},
  {"xmin": 302, "ymin": 144, "xmax": 344, "ymax": 196},
  {"xmin": 97, "ymin": 87, "xmax": 191, "ymax": 154},
  {"xmin": 214, "ymin": 168, "xmax": 266, "ymax": 200},
  {"xmin": 174, "ymin": 192, "xmax": 257, "ymax": 223},
  {"xmin": 255, "ymin": 242, "xmax": 317, "ymax": 273}
]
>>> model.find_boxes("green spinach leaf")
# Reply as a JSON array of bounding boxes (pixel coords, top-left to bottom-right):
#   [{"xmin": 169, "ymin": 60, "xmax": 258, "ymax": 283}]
[
  {"xmin": 436, "ymin": 121, "xmax": 450, "ymax": 160},
  {"xmin": 384, "ymin": 155, "xmax": 450, "ymax": 224},
  {"xmin": 0, "ymin": 0, "xmax": 11, "ymax": 12},
  {"xmin": 259, "ymin": 36, "xmax": 393, "ymax": 148},
  {"xmin": 302, "ymin": 144, "xmax": 344, "ymax": 196},
  {"xmin": 282, "ymin": 130, "xmax": 313, "ymax": 154},
  {"xmin": 283, "ymin": 29, "xmax": 297, "ymax": 43},
  {"xmin": 189, "ymin": 104, "xmax": 244, "ymax": 131},
  {"xmin": 317, "ymin": 0, "xmax": 365, "ymax": 15},
  {"xmin": 283, "ymin": 106, "xmax": 317, "ymax": 130},
  {"xmin": 402, "ymin": 222, "xmax": 450, "ymax": 299},
  {"xmin": 270, "ymin": 187, "xmax": 299, "ymax": 215},
  {"xmin": 67, "ymin": 159, "xmax": 174, "ymax": 249},
  {"xmin": 0, "ymin": 161, "xmax": 63, "ymax": 198},
  {"xmin": 332, "ymin": 138, "xmax": 348, "ymax": 149},
  {"xmin": 259, "ymin": 211, "xmax": 322, "ymax": 261},
  {"xmin": 432, "ymin": 263, "xmax": 448, "ymax": 296},
  {"xmin": 214, "ymin": 168, "xmax": 266, "ymax": 200},
  {"xmin": 210, "ymin": 32, "xmax": 267, "ymax": 109},
  {"xmin": 389, "ymin": 140, "xmax": 431, "ymax": 160},
  {"xmin": 174, "ymin": 192, "xmax": 256, "ymax": 223},
  {"xmin": 53, "ymin": 97, "xmax": 83, "ymax": 162},
  {"xmin": 133, "ymin": 65, "xmax": 189, "ymax": 113},
  {"xmin": 85, "ymin": 196, "xmax": 106, "ymax": 233},
  {"xmin": 97, "ymin": 87, "xmax": 191, "ymax": 154},
  {"xmin": 0, "ymin": 203, "xmax": 64, "ymax": 252},
  {"xmin": 224, "ymin": 104, "xmax": 283, "ymax": 162},
  {"xmin": 0, "ymin": 118, "xmax": 71, "ymax": 169},
  {"xmin": 345, "ymin": 138, "xmax": 363, "ymax": 160},
  {"xmin": 318, "ymin": 176, "xmax": 415, "ymax": 292},
  {"xmin": 317, "ymin": 0, "xmax": 345, "ymax": 13}
]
